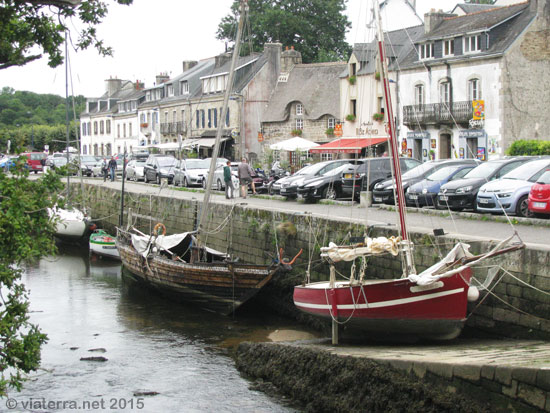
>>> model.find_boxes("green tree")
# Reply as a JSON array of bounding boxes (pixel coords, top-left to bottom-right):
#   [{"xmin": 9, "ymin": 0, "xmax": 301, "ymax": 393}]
[
  {"xmin": 0, "ymin": 0, "xmax": 133, "ymax": 70},
  {"xmin": 0, "ymin": 164, "xmax": 64, "ymax": 395},
  {"xmin": 216, "ymin": 0, "xmax": 352, "ymax": 63}
]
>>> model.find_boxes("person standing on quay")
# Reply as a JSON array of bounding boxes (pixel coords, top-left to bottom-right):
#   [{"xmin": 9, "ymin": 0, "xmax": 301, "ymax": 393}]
[
  {"xmin": 108, "ymin": 156, "xmax": 117, "ymax": 182},
  {"xmin": 237, "ymin": 157, "xmax": 256, "ymax": 198},
  {"xmin": 223, "ymin": 160, "xmax": 234, "ymax": 199},
  {"xmin": 102, "ymin": 157, "xmax": 108, "ymax": 182}
]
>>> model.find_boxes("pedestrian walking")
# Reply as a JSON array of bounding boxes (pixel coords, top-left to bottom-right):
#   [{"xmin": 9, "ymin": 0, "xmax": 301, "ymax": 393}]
[
  {"xmin": 237, "ymin": 157, "xmax": 256, "ymax": 198},
  {"xmin": 223, "ymin": 160, "xmax": 234, "ymax": 199},
  {"xmin": 102, "ymin": 157, "xmax": 108, "ymax": 182},
  {"xmin": 108, "ymin": 156, "xmax": 117, "ymax": 182}
]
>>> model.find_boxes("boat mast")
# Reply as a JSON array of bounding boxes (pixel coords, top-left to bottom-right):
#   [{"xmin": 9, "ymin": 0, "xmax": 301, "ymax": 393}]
[
  {"xmin": 373, "ymin": 2, "xmax": 415, "ymax": 276},
  {"xmin": 64, "ymin": 31, "xmax": 71, "ymax": 200},
  {"xmin": 196, "ymin": 0, "xmax": 247, "ymax": 234}
]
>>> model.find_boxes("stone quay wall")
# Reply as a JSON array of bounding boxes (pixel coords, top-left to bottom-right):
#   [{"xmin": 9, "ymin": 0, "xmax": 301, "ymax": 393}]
[{"xmin": 81, "ymin": 183, "xmax": 550, "ymax": 340}]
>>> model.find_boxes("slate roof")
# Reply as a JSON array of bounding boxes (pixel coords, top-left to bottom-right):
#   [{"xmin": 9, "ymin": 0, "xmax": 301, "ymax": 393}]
[
  {"xmin": 262, "ymin": 62, "xmax": 346, "ymax": 123},
  {"xmin": 82, "ymin": 80, "xmax": 140, "ymax": 115},
  {"xmin": 453, "ymin": 3, "xmax": 502, "ymax": 14}
]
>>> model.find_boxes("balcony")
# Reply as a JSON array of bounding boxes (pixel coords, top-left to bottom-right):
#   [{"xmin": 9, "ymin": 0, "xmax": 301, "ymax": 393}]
[
  {"xmin": 140, "ymin": 123, "xmax": 151, "ymax": 135},
  {"xmin": 160, "ymin": 122, "xmax": 185, "ymax": 134},
  {"xmin": 403, "ymin": 101, "xmax": 473, "ymax": 126}
]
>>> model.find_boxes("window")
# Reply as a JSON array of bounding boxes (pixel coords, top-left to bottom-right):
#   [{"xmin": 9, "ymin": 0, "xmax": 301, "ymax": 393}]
[
  {"xmin": 180, "ymin": 81, "xmax": 189, "ymax": 94},
  {"xmin": 415, "ymin": 84, "xmax": 425, "ymax": 106},
  {"xmin": 100, "ymin": 120, "xmax": 104, "ymax": 134},
  {"xmin": 83, "ymin": 145, "xmax": 87, "ymax": 155},
  {"xmin": 167, "ymin": 84, "xmax": 174, "ymax": 97},
  {"xmin": 123, "ymin": 124, "xmax": 126, "ymax": 138},
  {"xmin": 164, "ymin": 111, "xmax": 169, "ymax": 122},
  {"xmin": 201, "ymin": 109, "xmax": 205, "ymax": 128},
  {"xmin": 327, "ymin": 118, "xmax": 336, "ymax": 128},
  {"xmin": 214, "ymin": 108, "xmax": 217, "ymax": 128},
  {"xmin": 464, "ymin": 34, "xmax": 481, "ymax": 53},
  {"xmin": 296, "ymin": 103, "xmax": 303, "ymax": 116},
  {"xmin": 225, "ymin": 108, "xmax": 230, "ymax": 127},
  {"xmin": 208, "ymin": 109, "xmax": 212, "ymax": 128},
  {"xmin": 468, "ymin": 78, "xmax": 481, "ymax": 101},
  {"xmin": 443, "ymin": 39, "xmax": 454, "ymax": 57},
  {"xmin": 296, "ymin": 119, "xmax": 304, "ymax": 130},
  {"xmin": 152, "ymin": 112, "xmax": 157, "ymax": 125},
  {"xmin": 196, "ymin": 110, "xmax": 199, "ymax": 128},
  {"xmin": 418, "ymin": 43, "xmax": 434, "ymax": 60},
  {"xmin": 81, "ymin": 124, "xmax": 86, "ymax": 136},
  {"xmin": 321, "ymin": 153, "xmax": 333, "ymax": 161},
  {"xmin": 172, "ymin": 110, "xmax": 177, "ymax": 123},
  {"xmin": 106, "ymin": 120, "xmax": 111, "ymax": 134},
  {"xmin": 350, "ymin": 63, "xmax": 356, "ymax": 76},
  {"xmin": 117, "ymin": 124, "xmax": 120, "ymax": 138},
  {"xmin": 351, "ymin": 99, "xmax": 357, "ymax": 116},
  {"xmin": 129, "ymin": 123, "xmax": 132, "ymax": 137},
  {"xmin": 439, "ymin": 81, "xmax": 451, "ymax": 104}
]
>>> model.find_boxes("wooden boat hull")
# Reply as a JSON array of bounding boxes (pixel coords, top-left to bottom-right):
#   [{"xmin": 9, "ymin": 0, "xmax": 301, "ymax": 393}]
[
  {"xmin": 117, "ymin": 241, "xmax": 278, "ymax": 315},
  {"xmin": 90, "ymin": 232, "xmax": 120, "ymax": 260},
  {"xmin": 293, "ymin": 269, "xmax": 473, "ymax": 340}
]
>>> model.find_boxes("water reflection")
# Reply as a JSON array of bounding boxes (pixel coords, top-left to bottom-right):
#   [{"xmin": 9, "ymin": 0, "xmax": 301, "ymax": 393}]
[{"xmin": 15, "ymin": 245, "xmax": 312, "ymax": 412}]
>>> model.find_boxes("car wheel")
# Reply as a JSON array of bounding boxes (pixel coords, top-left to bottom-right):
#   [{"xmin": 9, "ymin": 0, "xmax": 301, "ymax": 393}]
[
  {"xmin": 202, "ymin": 179, "xmax": 207, "ymax": 189},
  {"xmin": 156, "ymin": 174, "xmax": 161, "ymax": 185},
  {"xmin": 217, "ymin": 179, "xmax": 223, "ymax": 191},
  {"xmin": 323, "ymin": 186, "xmax": 337, "ymax": 200},
  {"xmin": 144, "ymin": 173, "xmax": 148, "ymax": 183},
  {"xmin": 516, "ymin": 195, "xmax": 533, "ymax": 218}
]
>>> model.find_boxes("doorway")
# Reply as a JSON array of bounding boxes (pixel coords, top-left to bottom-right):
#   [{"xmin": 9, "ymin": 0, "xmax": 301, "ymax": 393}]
[
  {"xmin": 414, "ymin": 139, "xmax": 422, "ymax": 161},
  {"xmin": 466, "ymin": 138, "xmax": 478, "ymax": 159},
  {"xmin": 439, "ymin": 133, "xmax": 452, "ymax": 159}
]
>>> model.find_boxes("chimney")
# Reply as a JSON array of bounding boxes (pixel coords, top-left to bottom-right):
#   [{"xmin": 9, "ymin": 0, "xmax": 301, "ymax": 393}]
[
  {"xmin": 280, "ymin": 45, "xmax": 302, "ymax": 73},
  {"xmin": 215, "ymin": 53, "xmax": 232, "ymax": 69},
  {"xmin": 182, "ymin": 60, "xmax": 198, "ymax": 72},
  {"xmin": 104, "ymin": 77, "xmax": 123, "ymax": 97},
  {"xmin": 424, "ymin": 10, "xmax": 455, "ymax": 34},
  {"xmin": 155, "ymin": 73, "xmax": 170, "ymax": 85},
  {"xmin": 134, "ymin": 80, "xmax": 144, "ymax": 90}
]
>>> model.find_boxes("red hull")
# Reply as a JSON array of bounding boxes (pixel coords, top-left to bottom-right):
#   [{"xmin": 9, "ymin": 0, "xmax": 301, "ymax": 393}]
[{"xmin": 293, "ymin": 268, "xmax": 473, "ymax": 340}]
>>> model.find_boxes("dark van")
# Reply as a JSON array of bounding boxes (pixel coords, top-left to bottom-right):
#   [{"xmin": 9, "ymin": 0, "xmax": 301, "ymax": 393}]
[{"xmin": 21, "ymin": 152, "xmax": 47, "ymax": 173}]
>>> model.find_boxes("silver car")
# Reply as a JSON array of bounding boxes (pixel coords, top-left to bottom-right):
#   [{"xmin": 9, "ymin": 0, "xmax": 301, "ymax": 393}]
[
  {"xmin": 126, "ymin": 159, "xmax": 146, "ymax": 181},
  {"xmin": 173, "ymin": 158, "xmax": 210, "ymax": 187}
]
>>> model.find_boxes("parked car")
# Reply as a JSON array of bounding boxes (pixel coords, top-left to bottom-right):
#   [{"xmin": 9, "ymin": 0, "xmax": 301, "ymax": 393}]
[
  {"xmin": 476, "ymin": 158, "xmax": 550, "ymax": 217},
  {"xmin": 143, "ymin": 154, "xmax": 177, "ymax": 184},
  {"xmin": 341, "ymin": 157, "xmax": 421, "ymax": 200},
  {"xmin": 405, "ymin": 161, "xmax": 478, "ymax": 208},
  {"xmin": 21, "ymin": 152, "xmax": 47, "ymax": 173},
  {"xmin": 297, "ymin": 163, "xmax": 357, "ymax": 201},
  {"xmin": 49, "ymin": 157, "xmax": 78, "ymax": 175},
  {"xmin": 528, "ymin": 170, "xmax": 550, "ymax": 217},
  {"xmin": 373, "ymin": 159, "xmax": 471, "ymax": 205},
  {"xmin": 126, "ymin": 159, "xmax": 146, "ymax": 181},
  {"xmin": 173, "ymin": 158, "xmax": 210, "ymax": 187},
  {"xmin": 208, "ymin": 162, "xmax": 240, "ymax": 190},
  {"xmin": 279, "ymin": 160, "xmax": 353, "ymax": 199},
  {"xmin": 0, "ymin": 156, "xmax": 18, "ymax": 171},
  {"xmin": 437, "ymin": 158, "xmax": 531, "ymax": 211},
  {"xmin": 78, "ymin": 155, "xmax": 102, "ymax": 176}
]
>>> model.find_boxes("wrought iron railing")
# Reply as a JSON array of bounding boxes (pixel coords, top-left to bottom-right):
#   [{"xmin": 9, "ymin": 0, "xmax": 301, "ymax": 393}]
[{"xmin": 403, "ymin": 101, "xmax": 473, "ymax": 125}]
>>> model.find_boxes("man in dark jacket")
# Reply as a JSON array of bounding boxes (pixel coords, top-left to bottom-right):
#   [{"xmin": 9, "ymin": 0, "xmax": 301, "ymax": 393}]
[
  {"xmin": 108, "ymin": 156, "xmax": 117, "ymax": 182},
  {"xmin": 223, "ymin": 160, "xmax": 234, "ymax": 199},
  {"xmin": 102, "ymin": 157, "xmax": 108, "ymax": 182},
  {"xmin": 237, "ymin": 157, "xmax": 256, "ymax": 198}
]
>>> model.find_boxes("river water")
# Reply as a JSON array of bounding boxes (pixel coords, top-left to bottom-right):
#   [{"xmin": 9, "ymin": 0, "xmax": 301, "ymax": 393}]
[{"xmin": 11, "ymin": 245, "xmax": 314, "ymax": 412}]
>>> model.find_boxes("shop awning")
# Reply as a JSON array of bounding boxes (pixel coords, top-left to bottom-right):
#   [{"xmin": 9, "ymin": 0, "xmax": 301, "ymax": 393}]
[
  {"xmin": 269, "ymin": 137, "xmax": 320, "ymax": 151},
  {"xmin": 309, "ymin": 137, "xmax": 388, "ymax": 154}
]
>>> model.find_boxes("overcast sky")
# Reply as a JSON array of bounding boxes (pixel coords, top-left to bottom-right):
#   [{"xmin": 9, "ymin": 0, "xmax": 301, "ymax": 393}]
[{"xmin": 0, "ymin": 0, "xmax": 370, "ymax": 98}]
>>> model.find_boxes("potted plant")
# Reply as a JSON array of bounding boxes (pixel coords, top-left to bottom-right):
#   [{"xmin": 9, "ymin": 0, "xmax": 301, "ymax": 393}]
[
  {"xmin": 291, "ymin": 129, "xmax": 302, "ymax": 136},
  {"xmin": 372, "ymin": 113, "xmax": 384, "ymax": 122},
  {"xmin": 346, "ymin": 114, "xmax": 356, "ymax": 122},
  {"xmin": 375, "ymin": 72, "xmax": 381, "ymax": 81},
  {"xmin": 325, "ymin": 127, "xmax": 334, "ymax": 137},
  {"xmin": 429, "ymin": 149, "xmax": 435, "ymax": 160},
  {"xmin": 348, "ymin": 75, "xmax": 356, "ymax": 85}
]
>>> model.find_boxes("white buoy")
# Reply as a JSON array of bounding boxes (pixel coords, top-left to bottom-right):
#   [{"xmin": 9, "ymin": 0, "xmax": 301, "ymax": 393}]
[{"xmin": 467, "ymin": 286, "xmax": 480, "ymax": 302}]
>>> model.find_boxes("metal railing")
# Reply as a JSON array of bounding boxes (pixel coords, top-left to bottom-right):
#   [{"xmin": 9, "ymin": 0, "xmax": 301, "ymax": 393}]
[{"xmin": 403, "ymin": 101, "xmax": 473, "ymax": 125}]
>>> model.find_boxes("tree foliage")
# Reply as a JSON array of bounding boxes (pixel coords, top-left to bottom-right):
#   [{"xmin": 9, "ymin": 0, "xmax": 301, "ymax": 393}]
[
  {"xmin": 0, "ymin": 0, "xmax": 133, "ymax": 70},
  {"xmin": 0, "ymin": 163, "xmax": 65, "ymax": 395},
  {"xmin": 216, "ymin": 0, "xmax": 352, "ymax": 64}
]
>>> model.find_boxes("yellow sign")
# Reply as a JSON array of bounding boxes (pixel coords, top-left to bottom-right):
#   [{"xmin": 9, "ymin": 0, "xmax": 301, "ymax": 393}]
[
  {"xmin": 472, "ymin": 100, "xmax": 485, "ymax": 120},
  {"xmin": 334, "ymin": 123, "xmax": 343, "ymax": 137}
]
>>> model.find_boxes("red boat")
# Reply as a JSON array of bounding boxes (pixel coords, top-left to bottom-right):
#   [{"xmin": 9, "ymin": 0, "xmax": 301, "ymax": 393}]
[
  {"xmin": 528, "ymin": 170, "xmax": 550, "ymax": 216},
  {"xmin": 292, "ymin": 1, "xmax": 522, "ymax": 342}
]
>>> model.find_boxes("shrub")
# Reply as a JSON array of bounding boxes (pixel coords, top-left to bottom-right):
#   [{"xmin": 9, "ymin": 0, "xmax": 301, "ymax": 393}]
[
  {"xmin": 346, "ymin": 114, "xmax": 356, "ymax": 122},
  {"xmin": 372, "ymin": 113, "xmax": 384, "ymax": 121},
  {"xmin": 325, "ymin": 128, "xmax": 334, "ymax": 136},
  {"xmin": 348, "ymin": 75, "xmax": 356, "ymax": 85},
  {"xmin": 291, "ymin": 129, "xmax": 302, "ymax": 136},
  {"xmin": 507, "ymin": 139, "xmax": 550, "ymax": 156}
]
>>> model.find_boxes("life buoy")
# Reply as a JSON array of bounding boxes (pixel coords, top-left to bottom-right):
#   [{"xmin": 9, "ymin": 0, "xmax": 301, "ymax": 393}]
[{"xmin": 153, "ymin": 222, "xmax": 166, "ymax": 236}]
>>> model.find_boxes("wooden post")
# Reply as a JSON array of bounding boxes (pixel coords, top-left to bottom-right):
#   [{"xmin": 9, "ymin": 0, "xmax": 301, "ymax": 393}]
[{"xmin": 332, "ymin": 319, "xmax": 339, "ymax": 345}]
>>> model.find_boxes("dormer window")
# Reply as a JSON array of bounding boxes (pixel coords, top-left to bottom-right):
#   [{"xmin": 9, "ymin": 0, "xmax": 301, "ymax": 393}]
[
  {"xmin": 180, "ymin": 81, "xmax": 189, "ymax": 94},
  {"xmin": 418, "ymin": 43, "xmax": 434, "ymax": 60},
  {"xmin": 296, "ymin": 103, "xmax": 303, "ymax": 116},
  {"xmin": 167, "ymin": 84, "xmax": 174, "ymax": 97},
  {"xmin": 443, "ymin": 39, "xmax": 454, "ymax": 57},
  {"xmin": 464, "ymin": 34, "xmax": 481, "ymax": 54}
]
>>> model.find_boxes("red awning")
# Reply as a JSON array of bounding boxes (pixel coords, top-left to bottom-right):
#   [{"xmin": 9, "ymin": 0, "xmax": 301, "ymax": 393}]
[{"xmin": 309, "ymin": 137, "xmax": 388, "ymax": 154}]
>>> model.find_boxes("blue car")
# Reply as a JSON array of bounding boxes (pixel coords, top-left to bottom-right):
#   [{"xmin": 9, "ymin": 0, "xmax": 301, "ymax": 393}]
[
  {"xmin": 405, "ymin": 162, "xmax": 478, "ymax": 207},
  {"xmin": 476, "ymin": 158, "xmax": 550, "ymax": 217},
  {"xmin": 0, "ymin": 156, "xmax": 19, "ymax": 171}
]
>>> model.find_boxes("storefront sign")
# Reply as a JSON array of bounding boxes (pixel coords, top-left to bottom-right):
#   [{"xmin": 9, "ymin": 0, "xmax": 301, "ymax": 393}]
[
  {"xmin": 473, "ymin": 100, "xmax": 485, "ymax": 120},
  {"xmin": 407, "ymin": 131, "xmax": 430, "ymax": 139},
  {"xmin": 459, "ymin": 129, "xmax": 486, "ymax": 138}
]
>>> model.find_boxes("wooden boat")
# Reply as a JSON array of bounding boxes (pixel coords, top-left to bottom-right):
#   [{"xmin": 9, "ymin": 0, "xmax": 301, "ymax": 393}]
[
  {"xmin": 292, "ymin": 1, "xmax": 523, "ymax": 342},
  {"xmin": 89, "ymin": 229, "xmax": 120, "ymax": 260},
  {"xmin": 116, "ymin": 227, "xmax": 282, "ymax": 315}
]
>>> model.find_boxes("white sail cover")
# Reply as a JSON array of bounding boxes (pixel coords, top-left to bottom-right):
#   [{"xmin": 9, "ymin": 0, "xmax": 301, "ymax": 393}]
[{"xmin": 320, "ymin": 236, "xmax": 400, "ymax": 262}]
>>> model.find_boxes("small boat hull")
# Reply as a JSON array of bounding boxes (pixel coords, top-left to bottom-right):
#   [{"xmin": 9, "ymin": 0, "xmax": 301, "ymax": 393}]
[
  {"xmin": 49, "ymin": 207, "xmax": 89, "ymax": 241},
  {"xmin": 89, "ymin": 230, "xmax": 120, "ymax": 260},
  {"xmin": 293, "ymin": 269, "xmax": 472, "ymax": 341},
  {"xmin": 117, "ymin": 241, "xmax": 278, "ymax": 315}
]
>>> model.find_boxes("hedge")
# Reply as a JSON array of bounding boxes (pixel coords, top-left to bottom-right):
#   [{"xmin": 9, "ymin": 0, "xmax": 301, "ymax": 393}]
[{"xmin": 507, "ymin": 139, "xmax": 550, "ymax": 156}]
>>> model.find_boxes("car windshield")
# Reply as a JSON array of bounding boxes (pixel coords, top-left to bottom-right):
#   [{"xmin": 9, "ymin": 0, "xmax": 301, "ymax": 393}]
[
  {"xmin": 502, "ymin": 159, "xmax": 550, "ymax": 181},
  {"xmin": 30, "ymin": 153, "xmax": 46, "ymax": 160},
  {"xmin": 186, "ymin": 159, "xmax": 209, "ymax": 169},
  {"xmin": 134, "ymin": 161, "xmax": 146, "ymax": 167},
  {"xmin": 323, "ymin": 163, "xmax": 352, "ymax": 177},
  {"xmin": 80, "ymin": 155, "xmax": 99, "ymax": 162},
  {"xmin": 426, "ymin": 165, "xmax": 462, "ymax": 181},
  {"xmin": 462, "ymin": 162, "xmax": 502, "ymax": 179},
  {"xmin": 158, "ymin": 157, "xmax": 177, "ymax": 167},
  {"xmin": 402, "ymin": 162, "xmax": 436, "ymax": 179},
  {"xmin": 536, "ymin": 170, "xmax": 550, "ymax": 184},
  {"xmin": 294, "ymin": 164, "xmax": 319, "ymax": 175}
]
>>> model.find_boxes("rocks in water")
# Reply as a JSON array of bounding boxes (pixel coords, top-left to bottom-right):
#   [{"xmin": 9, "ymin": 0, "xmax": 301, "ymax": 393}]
[
  {"xmin": 133, "ymin": 391, "xmax": 159, "ymax": 397},
  {"xmin": 69, "ymin": 347, "xmax": 79, "ymax": 351},
  {"xmin": 80, "ymin": 356, "xmax": 108, "ymax": 362},
  {"xmin": 88, "ymin": 348, "xmax": 107, "ymax": 353}
]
